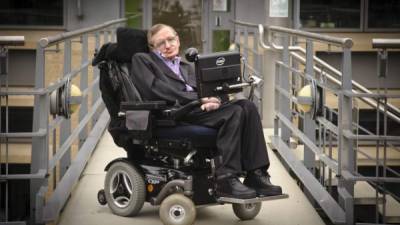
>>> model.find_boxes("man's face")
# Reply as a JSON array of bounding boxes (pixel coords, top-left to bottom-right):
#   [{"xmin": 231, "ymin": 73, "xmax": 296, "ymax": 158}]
[{"xmin": 151, "ymin": 27, "xmax": 180, "ymax": 60}]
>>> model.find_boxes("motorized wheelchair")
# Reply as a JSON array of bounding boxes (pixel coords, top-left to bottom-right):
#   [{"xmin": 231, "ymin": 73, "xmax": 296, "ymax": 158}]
[{"xmin": 92, "ymin": 27, "xmax": 287, "ymax": 225}]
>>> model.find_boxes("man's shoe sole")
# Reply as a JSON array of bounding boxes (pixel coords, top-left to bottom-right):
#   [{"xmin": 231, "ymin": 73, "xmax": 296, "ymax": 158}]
[
  {"xmin": 253, "ymin": 188, "xmax": 282, "ymax": 197},
  {"xmin": 216, "ymin": 192, "xmax": 257, "ymax": 199}
]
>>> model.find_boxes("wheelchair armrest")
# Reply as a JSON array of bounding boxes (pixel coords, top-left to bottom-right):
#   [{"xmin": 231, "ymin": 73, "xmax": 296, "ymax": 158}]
[
  {"xmin": 162, "ymin": 99, "xmax": 201, "ymax": 120},
  {"xmin": 120, "ymin": 101, "xmax": 167, "ymax": 110},
  {"xmin": 119, "ymin": 99, "xmax": 200, "ymax": 124}
]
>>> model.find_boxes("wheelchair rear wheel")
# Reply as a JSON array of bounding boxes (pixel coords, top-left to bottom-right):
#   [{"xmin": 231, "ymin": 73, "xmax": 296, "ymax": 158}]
[
  {"xmin": 104, "ymin": 161, "xmax": 145, "ymax": 217},
  {"xmin": 159, "ymin": 193, "xmax": 196, "ymax": 225},
  {"xmin": 232, "ymin": 202, "xmax": 262, "ymax": 220}
]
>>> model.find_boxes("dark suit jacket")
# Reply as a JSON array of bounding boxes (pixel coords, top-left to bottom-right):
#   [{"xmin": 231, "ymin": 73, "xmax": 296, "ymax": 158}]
[{"xmin": 130, "ymin": 51, "xmax": 198, "ymax": 106}]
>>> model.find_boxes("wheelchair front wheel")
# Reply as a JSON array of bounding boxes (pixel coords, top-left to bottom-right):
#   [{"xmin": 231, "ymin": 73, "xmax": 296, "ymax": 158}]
[
  {"xmin": 104, "ymin": 161, "xmax": 145, "ymax": 217},
  {"xmin": 159, "ymin": 193, "xmax": 196, "ymax": 225},
  {"xmin": 232, "ymin": 202, "xmax": 262, "ymax": 220}
]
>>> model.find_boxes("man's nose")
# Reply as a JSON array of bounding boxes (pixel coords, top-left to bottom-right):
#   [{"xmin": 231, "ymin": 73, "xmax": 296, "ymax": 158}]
[{"xmin": 164, "ymin": 40, "xmax": 171, "ymax": 48}]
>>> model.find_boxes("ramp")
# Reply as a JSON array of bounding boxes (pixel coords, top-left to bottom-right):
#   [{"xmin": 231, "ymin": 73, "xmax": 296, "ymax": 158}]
[{"xmin": 57, "ymin": 129, "xmax": 326, "ymax": 225}]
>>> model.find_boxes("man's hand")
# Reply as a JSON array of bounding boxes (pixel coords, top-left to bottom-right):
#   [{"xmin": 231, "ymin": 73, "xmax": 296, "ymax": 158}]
[
  {"xmin": 200, "ymin": 97, "xmax": 221, "ymax": 112},
  {"xmin": 201, "ymin": 97, "xmax": 221, "ymax": 104}
]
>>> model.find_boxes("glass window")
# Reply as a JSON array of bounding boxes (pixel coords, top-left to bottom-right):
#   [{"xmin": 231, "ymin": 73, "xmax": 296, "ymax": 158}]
[
  {"xmin": 368, "ymin": 0, "xmax": 400, "ymax": 29},
  {"xmin": 300, "ymin": 0, "xmax": 361, "ymax": 29},
  {"xmin": 0, "ymin": 0, "xmax": 63, "ymax": 26},
  {"xmin": 152, "ymin": 0, "xmax": 202, "ymax": 52},
  {"xmin": 212, "ymin": 30, "xmax": 230, "ymax": 52},
  {"xmin": 125, "ymin": 0, "xmax": 143, "ymax": 28}
]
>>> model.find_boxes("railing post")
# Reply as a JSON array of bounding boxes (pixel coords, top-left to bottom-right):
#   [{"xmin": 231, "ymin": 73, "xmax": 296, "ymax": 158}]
[
  {"xmin": 92, "ymin": 32, "xmax": 101, "ymax": 126},
  {"xmin": 243, "ymin": 27, "xmax": 249, "ymax": 59},
  {"xmin": 0, "ymin": 43, "xmax": 9, "ymax": 223},
  {"xmin": 280, "ymin": 34, "xmax": 291, "ymax": 144},
  {"xmin": 31, "ymin": 44, "xmax": 49, "ymax": 225},
  {"xmin": 253, "ymin": 29, "xmax": 263, "ymax": 115},
  {"xmin": 274, "ymin": 63, "xmax": 280, "ymax": 137},
  {"xmin": 234, "ymin": 27, "xmax": 240, "ymax": 45},
  {"xmin": 60, "ymin": 39, "xmax": 72, "ymax": 177},
  {"xmin": 111, "ymin": 26, "xmax": 117, "ymax": 43},
  {"xmin": 79, "ymin": 34, "xmax": 89, "ymax": 147},
  {"xmin": 338, "ymin": 47, "xmax": 354, "ymax": 225},
  {"xmin": 304, "ymin": 40, "xmax": 317, "ymax": 173}
]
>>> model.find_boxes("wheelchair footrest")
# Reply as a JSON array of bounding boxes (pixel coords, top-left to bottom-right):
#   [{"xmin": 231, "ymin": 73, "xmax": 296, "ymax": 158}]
[{"xmin": 217, "ymin": 193, "xmax": 289, "ymax": 204}]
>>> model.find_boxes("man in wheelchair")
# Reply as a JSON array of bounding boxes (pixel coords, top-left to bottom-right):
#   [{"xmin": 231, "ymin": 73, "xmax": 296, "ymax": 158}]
[
  {"xmin": 94, "ymin": 24, "xmax": 284, "ymax": 224},
  {"xmin": 132, "ymin": 23, "xmax": 282, "ymax": 198}
]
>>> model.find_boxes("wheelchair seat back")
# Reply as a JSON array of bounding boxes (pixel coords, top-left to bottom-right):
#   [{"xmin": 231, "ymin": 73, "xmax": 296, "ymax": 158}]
[{"xmin": 93, "ymin": 27, "xmax": 217, "ymax": 164}]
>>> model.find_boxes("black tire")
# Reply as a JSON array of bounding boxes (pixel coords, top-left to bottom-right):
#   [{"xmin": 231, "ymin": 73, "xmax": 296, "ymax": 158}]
[
  {"xmin": 159, "ymin": 194, "xmax": 196, "ymax": 225},
  {"xmin": 232, "ymin": 202, "xmax": 262, "ymax": 220},
  {"xmin": 104, "ymin": 161, "xmax": 145, "ymax": 217},
  {"xmin": 97, "ymin": 189, "xmax": 107, "ymax": 205}
]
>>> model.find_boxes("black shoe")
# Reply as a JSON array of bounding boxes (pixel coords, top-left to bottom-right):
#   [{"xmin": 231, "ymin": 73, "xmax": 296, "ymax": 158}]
[
  {"xmin": 244, "ymin": 169, "xmax": 282, "ymax": 196},
  {"xmin": 216, "ymin": 175, "xmax": 257, "ymax": 199}
]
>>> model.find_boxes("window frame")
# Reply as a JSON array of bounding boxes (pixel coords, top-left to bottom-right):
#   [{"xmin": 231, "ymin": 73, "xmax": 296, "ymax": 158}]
[
  {"xmin": 364, "ymin": 0, "xmax": 400, "ymax": 32},
  {"xmin": 0, "ymin": 0, "xmax": 67, "ymax": 30},
  {"xmin": 300, "ymin": 0, "xmax": 400, "ymax": 32}
]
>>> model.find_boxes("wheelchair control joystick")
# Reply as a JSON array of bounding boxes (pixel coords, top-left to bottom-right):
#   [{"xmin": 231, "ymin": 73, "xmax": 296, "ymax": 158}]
[{"xmin": 185, "ymin": 47, "xmax": 199, "ymax": 62}]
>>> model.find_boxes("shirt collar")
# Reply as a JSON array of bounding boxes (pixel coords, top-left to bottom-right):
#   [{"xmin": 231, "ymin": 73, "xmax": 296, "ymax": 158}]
[{"xmin": 154, "ymin": 50, "xmax": 181, "ymax": 65}]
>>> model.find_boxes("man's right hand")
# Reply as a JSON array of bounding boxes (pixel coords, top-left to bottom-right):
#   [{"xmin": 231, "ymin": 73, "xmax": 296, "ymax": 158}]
[{"xmin": 200, "ymin": 97, "xmax": 221, "ymax": 112}]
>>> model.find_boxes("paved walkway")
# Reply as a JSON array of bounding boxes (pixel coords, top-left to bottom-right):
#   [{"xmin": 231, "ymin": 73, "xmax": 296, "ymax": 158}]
[{"xmin": 57, "ymin": 129, "xmax": 326, "ymax": 225}]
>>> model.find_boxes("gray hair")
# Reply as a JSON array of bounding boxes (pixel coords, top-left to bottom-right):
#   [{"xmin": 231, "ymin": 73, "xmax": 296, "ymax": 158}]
[{"xmin": 147, "ymin": 23, "xmax": 177, "ymax": 49}]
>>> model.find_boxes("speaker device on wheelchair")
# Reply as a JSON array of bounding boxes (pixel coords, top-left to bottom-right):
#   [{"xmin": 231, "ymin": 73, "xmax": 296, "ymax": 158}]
[{"xmin": 92, "ymin": 27, "xmax": 287, "ymax": 225}]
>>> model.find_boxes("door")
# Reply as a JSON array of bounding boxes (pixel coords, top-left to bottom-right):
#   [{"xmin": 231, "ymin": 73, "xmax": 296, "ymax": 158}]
[
  {"xmin": 203, "ymin": 0, "xmax": 236, "ymax": 53},
  {"xmin": 129, "ymin": 0, "xmax": 235, "ymax": 54},
  {"xmin": 151, "ymin": 0, "xmax": 203, "ymax": 53}
]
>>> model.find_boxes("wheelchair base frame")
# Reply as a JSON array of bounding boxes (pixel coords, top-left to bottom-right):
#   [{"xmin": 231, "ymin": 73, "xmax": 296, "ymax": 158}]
[{"xmin": 217, "ymin": 194, "xmax": 289, "ymax": 204}]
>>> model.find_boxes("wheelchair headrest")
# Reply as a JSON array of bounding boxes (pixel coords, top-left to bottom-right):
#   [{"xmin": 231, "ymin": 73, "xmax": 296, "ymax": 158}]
[
  {"xmin": 92, "ymin": 27, "xmax": 149, "ymax": 65},
  {"xmin": 115, "ymin": 27, "xmax": 149, "ymax": 62}
]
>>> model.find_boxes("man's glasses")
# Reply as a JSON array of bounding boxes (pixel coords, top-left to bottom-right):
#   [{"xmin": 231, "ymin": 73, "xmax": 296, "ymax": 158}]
[{"xmin": 153, "ymin": 35, "xmax": 178, "ymax": 50}]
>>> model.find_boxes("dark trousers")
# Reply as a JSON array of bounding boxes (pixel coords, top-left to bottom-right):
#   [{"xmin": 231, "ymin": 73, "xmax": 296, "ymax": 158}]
[{"xmin": 183, "ymin": 99, "xmax": 270, "ymax": 176}]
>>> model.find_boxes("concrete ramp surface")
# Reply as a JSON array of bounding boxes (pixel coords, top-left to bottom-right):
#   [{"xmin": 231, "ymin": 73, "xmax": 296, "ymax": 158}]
[{"xmin": 57, "ymin": 130, "xmax": 326, "ymax": 225}]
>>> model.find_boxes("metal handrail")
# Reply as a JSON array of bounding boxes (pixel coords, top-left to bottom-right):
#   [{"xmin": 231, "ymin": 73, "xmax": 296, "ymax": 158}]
[
  {"xmin": 28, "ymin": 17, "xmax": 131, "ymax": 223},
  {"xmin": 0, "ymin": 36, "xmax": 25, "ymax": 46},
  {"xmin": 39, "ymin": 18, "xmax": 127, "ymax": 47},
  {"xmin": 232, "ymin": 19, "xmax": 400, "ymax": 124},
  {"xmin": 289, "ymin": 50, "xmax": 400, "ymax": 123},
  {"xmin": 38, "ymin": 14, "xmax": 141, "ymax": 48},
  {"xmin": 372, "ymin": 38, "xmax": 400, "ymax": 49},
  {"xmin": 232, "ymin": 18, "xmax": 400, "ymax": 225},
  {"xmin": 268, "ymin": 25, "xmax": 353, "ymax": 48}
]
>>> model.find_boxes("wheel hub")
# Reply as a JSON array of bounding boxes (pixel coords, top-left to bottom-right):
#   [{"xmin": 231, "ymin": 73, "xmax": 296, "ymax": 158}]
[
  {"xmin": 169, "ymin": 205, "xmax": 186, "ymax": 222},
  {"xmin": 110, "ymin": 171, "xmax": 133, "ymax": 208},
  {"xmin": 245, "ymin": 203, "xmax": 255, "ymax": 210}
]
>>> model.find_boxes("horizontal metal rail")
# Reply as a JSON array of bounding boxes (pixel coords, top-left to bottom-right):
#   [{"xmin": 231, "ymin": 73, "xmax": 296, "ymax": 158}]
[
  {"xmin": 269, "ymin": 25, "xmax": 353, "ymax": 48},
  {"xmin": 317, "ymin": 117, "xmax": 339, "ymax": 136},
  {"xmin": 343, "ymin": 130, "xmax": 400, "ymax": 142},
  {"xmin": 275, "ymin": 60, "xmax": 340, "ymax": 94},
  {"xmin": 276, "ymin": 111, "xmax": 339, "ymax": 173},
  {"xmin": 232, "ymin": 18, "xmax": 400, "ymax": 225},
  {"xmin": 0, "ymin": 129, "xmax": 47, "ymax": 138},
  {"xmin": 342, "ymin": 170, "xmax": 400, "ymax": 183},
  {"xmin": 39, "ymin": 18, "xmax": 127, "ymax": 47},
  {"xmin": 232, "ymin": 18, "xmax": 400, "ymax": 124},
  {"xmin": 0, "ymin": 36, "xmax": 25, "ymax": 46},
  {"xmin": 0, "ymin": 170, "xmax": 47, "ymax": 180},
  {"xmin": 0, "ymin": 89, "xmax": 47, "ymax": 96},
  {"xmin": 290, "ymin": 43, "xmax": 400, "ymax": 124},
  {"xmin": 372, "ymin": 38, "xmax": 400, "ymax": 49},
  {"xmin": 43, "ymin": 110, "xmax": 109, "ymax": 222},
  {"xmin": 48, "ymin": 97, "xmax": 102, "ymax": 171},
  {"xmin": 1, "ymin": 17, "xmax": 133, "ymax": 225},
  {"xmin": 270, "ymin": 136, "xmax": 345, "ymax": 224}
]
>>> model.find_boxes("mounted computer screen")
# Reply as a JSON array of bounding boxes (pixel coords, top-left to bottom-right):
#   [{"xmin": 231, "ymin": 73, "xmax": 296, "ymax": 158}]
[{"xmin": 194, "ymin": 51, "xmax": 242, "ymax": 98}]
